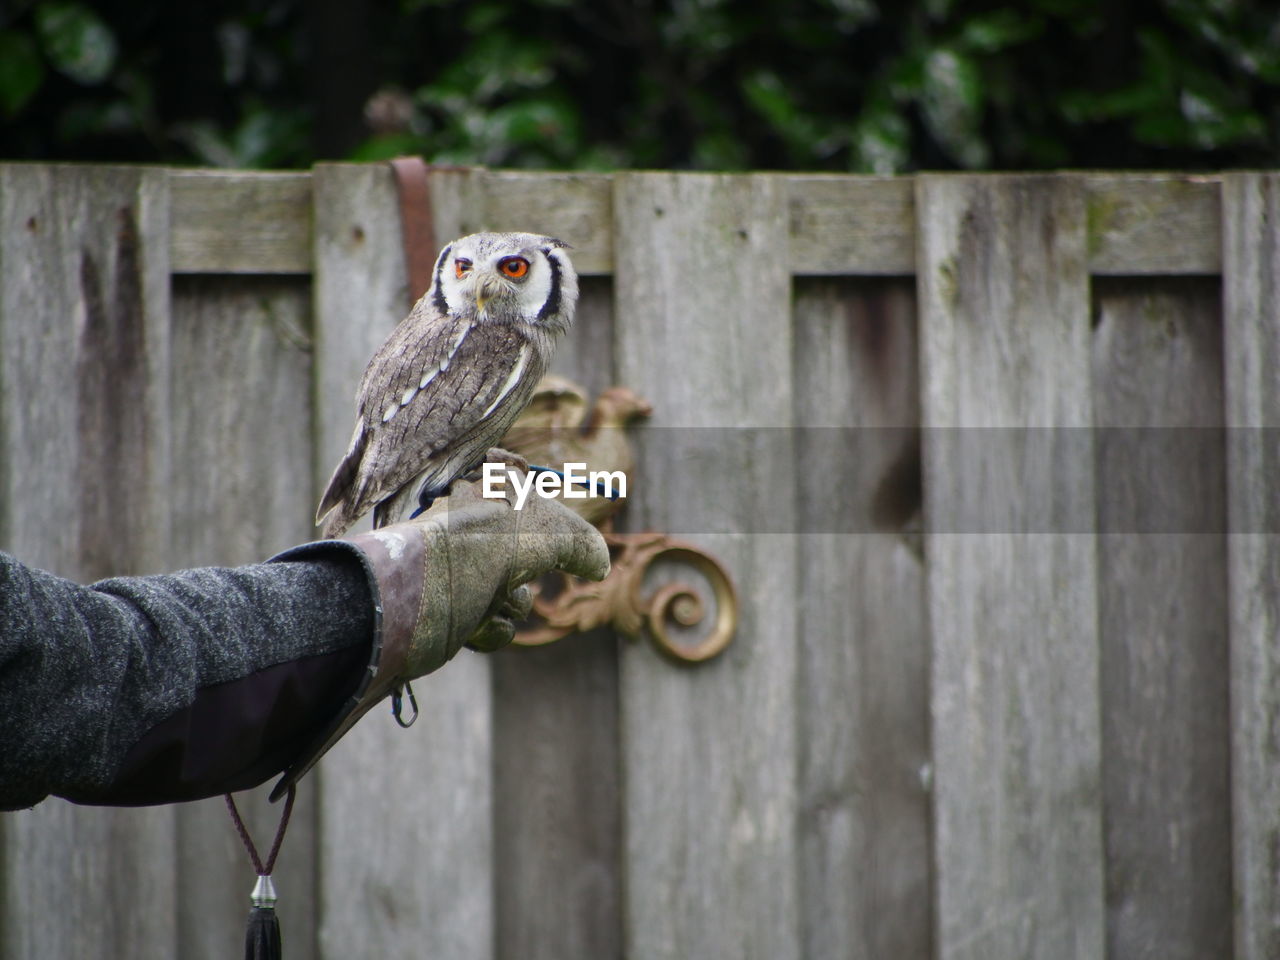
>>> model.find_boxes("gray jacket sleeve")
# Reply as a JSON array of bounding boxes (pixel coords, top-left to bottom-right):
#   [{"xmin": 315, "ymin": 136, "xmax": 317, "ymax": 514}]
[{"xmin": 0, "ymin": 545, "xmax": 375, "ymax": 810}]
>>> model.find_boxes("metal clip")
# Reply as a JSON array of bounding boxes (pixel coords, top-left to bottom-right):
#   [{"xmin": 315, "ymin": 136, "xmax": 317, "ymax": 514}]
[{"xmin": 391, "ymin": 681, "xmax": 419, "ymax": 728}]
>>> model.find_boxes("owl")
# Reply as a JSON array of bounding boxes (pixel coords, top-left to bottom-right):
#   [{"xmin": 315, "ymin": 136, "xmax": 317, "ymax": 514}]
[{"xmin": 316, "ymin": 232, "xmax": 579, "ymax": 538}]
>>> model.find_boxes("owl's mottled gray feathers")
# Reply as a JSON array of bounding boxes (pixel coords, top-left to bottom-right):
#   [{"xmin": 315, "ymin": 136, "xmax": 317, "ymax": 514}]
[
  {"xmin": 319, "ymin": 320, "xmax": 544, "ymax": 535},
  {"xmin": 316, "ymin": 231, "xmax": 576, "ymax": 538}
]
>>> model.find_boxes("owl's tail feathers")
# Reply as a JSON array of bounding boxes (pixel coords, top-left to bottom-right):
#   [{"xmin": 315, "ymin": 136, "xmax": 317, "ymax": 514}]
[{"xmin": 316, "ymin": 426, "xmax": 368, "ymax": 537}]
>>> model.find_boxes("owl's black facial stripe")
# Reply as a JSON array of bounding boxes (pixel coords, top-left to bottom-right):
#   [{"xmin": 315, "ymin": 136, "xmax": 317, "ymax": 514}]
[
  {"xmin": 537, "ymin": 248, "xmax": 562, "ymax": 321},
  {"xmin": 432, "ymin": 243, "xmax": 453, "ymax": 313}
]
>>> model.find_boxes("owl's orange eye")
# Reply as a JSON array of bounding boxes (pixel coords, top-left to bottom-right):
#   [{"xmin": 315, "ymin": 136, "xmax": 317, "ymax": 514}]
[
  {"xmin": 498, "ymin": 256, "xmax": 529, "ymax": 279},
  {"xmin": 454, "ymin": 258, "xmax": 472, "ymax": 279}
]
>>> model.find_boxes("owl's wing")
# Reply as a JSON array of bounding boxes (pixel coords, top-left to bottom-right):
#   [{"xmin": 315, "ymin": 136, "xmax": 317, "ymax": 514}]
[
  {"xmin": 316, "ymin": 303, "xmax": 467, "ymax": 530},
  {"xmin": 325, "ymin": 317, "xmax": 544, "ymax": 530}
]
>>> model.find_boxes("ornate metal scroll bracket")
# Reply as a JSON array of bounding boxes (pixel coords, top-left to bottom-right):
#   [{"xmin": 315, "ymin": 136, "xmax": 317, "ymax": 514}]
[
  {"xmin": 513, "ymin": 532, "xmax": 738, "ymax": 664},
  {"xmin": 502, "ymin": 375, "xmax": 738, "ymax": 664}
]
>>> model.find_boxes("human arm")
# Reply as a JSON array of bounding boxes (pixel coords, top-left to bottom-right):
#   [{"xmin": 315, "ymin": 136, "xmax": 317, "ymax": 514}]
[
  {"xmin": 0, "ymin": 546, "xmax": 375, "ymax": 809},
  {"xmin": 0, "ymin": 474, "xmax": 610, "ymax": 809}
]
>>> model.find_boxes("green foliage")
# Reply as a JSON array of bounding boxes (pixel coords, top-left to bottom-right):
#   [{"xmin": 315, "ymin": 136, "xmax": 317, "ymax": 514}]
[
  {"xmin": 34, "ymin": 1, "xmax": 116, "ymax": 85},
  {"xmin": 0, "ymin": 30, "xmax": 44, "ymax": 117},
  {"xmin": 0, "ymin": 0, "xmax": 1277, "ymax": 170}
]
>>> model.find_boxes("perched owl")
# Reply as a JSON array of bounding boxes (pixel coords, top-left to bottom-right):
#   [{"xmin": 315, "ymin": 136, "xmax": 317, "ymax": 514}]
[{"xmin": 316, "ymin": 232, "xmax": 579, "ymax": 538}]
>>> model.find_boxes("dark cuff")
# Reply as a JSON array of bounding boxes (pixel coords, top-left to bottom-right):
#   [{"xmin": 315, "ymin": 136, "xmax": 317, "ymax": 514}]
[{"xmin": 267, "ymin": 529, "xmax": 425, "ymax": 800}]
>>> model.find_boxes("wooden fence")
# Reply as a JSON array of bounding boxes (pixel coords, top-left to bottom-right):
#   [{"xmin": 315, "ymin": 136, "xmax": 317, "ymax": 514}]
[{"xmin": 0, "ymin": 164, "xmax": 1277, "ymax": 960}]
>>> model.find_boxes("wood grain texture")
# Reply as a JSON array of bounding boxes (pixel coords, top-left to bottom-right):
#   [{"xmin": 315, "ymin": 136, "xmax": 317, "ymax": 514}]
[
  {"xmin": 492, "ymin": 277, "xmax": 623, "ymax": 960},
  {"xmin": 310, "ymin": 162, "xmax": 495, "ymax": 960},
  {"xmin": 1092, "ymin": 278, "xmax": 1232, "ymax": 959},
  {"xmin": 163, "ymin": 169, "xmax": 1226, "ymax": 278},
  {"xmin": 793, "ymin": 278, "xmax": 930, "ymax": 959},
  {"xmin": 786, "ymin": 175, "xmax": 1221, "ymax": 277},
  {"xmin": 613, "ymin": 173, "xmax": 800, "ymax": 960},
  {"xmin": 0, "ymin": 164, "xmax": 177, "ymax": 958},
  {"xmin": 492, "ymin": 630, "xmax": 622, "ymax": 960},
  {"xmin": 1223, "ymin": 172, "xmax": 1280, "ymax": 960},
  {"xmin": 1086, "ymin": 175, "xmax": 1221, "ymax": 275},
  {"xmin": 917, "ymin": 174, "xmax": 1105, "ymax": 960},
  {"xmin": 167, "ymin": 275, "xmax": 318, "ymax": 960},
  {"xmin": 788, "ymin": 176, "xmax": 915, "ymax": 275},
  {"xmin": 170, "ymin": 171, "xmax": 312, "ymax": 274}
]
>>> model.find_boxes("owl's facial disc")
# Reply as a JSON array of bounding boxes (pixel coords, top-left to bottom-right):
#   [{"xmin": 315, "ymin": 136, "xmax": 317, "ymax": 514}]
[{"xmin": 436, "ymin": 232, "xmax": 574, "ymax": 326}]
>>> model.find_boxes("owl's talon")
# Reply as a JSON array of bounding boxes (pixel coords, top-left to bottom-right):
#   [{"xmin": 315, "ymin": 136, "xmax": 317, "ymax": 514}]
[{"xmin": 410, "ymin": 482, "xmax": 447, "ymax": 518}]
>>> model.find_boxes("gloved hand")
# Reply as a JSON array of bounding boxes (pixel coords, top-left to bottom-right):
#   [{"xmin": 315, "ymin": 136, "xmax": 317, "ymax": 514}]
[
  {"xmin": 365, "ymin": 474, "xmax": 609, "ymax": 672},
  {"xmin": 269, "ymin": 472, "xmax": 609, "ymax": 799}
]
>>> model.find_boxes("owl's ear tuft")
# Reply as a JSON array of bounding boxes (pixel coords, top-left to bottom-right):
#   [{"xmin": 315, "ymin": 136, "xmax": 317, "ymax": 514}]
[{"xmin": 543, "ymin": 237, "xmax": 572, "ymax": 250}]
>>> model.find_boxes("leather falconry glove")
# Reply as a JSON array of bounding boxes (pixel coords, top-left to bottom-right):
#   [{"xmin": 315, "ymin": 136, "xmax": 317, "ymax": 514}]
[{"xmin": 269, "ymin": 471, "xmax": 610, "ymax": 800}]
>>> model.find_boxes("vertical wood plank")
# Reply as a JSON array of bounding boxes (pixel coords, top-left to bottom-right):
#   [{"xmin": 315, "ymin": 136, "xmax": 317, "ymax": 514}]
[
  {"xmin": 492, "ymin": 630, "xmax": 622, "ymax": 960},
  {"xmin": 793, "ymin": 278, "xmax": 931, "ymax": 960},
  {"xmin": 1223, "ymin": 172, "xmax": 1280, "ymax": 960},
  {"xmin": 0, "ymin": 164, "xmax": 176, "ymax": 958},
  {"xmin": 167, "ymin": 276, "xmax": 319, "ymax": 960},
  {"xmin": 492, "ymin": 278, "xmax": 623, "ymax": 960},
  {"xmin": 1092, "ymin": 277, "xmax": 1231, "ymax": 958},
  {"xmin": 917, "ymin": 174, "xmax": 1105, "ymax": 960},
  {"xmin": 613, "ymin": 173, "xmax": 799, "ymax": 960},
  {"xmin": 1095, "ymin": 287, "xmax": 1228, "ymax": 946},
  {"xmin": 311, "ymin": 163, "xmax": 494, "ymax": 960}
]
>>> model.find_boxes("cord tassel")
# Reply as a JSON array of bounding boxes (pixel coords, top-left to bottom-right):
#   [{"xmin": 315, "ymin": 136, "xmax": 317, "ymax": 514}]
[
  {"xmin": 225, "ymin": 785, "xmax": 296, "ymax": 960},
  {"xmin": 245, "ymin": 876, "xmax": 282, "ymax": 960}
]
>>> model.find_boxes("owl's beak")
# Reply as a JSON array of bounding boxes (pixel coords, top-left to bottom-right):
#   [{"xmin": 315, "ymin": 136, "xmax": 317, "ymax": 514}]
[{"xmin": 475, "ymin": 272, "xmax": 503, "ymax": 313}]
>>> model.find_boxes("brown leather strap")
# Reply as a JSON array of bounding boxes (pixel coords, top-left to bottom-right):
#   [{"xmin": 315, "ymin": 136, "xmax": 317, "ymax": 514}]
[{"xmin": 390, "ymin": 156, "xmax": 437, "ymax": 305}]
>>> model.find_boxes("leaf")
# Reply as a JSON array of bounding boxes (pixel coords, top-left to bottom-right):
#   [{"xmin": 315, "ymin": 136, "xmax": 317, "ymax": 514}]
[
  {"xmin": 921, "ymin": 46, "xmax": 989, "ymax": 167},
  {"xmin": 34, "ymin": 0, "xmax": 116, "ymax": 85},
  {"xmin": 0, "ymin": 29, "xmax": 44, "ymax": 116},
  {"xmin": 742, "ymin": 69, "xmax": 825, "ymax": 157},
  {"xmin": 349, "ymin": 132, "xmax": 428, "ymax": 162},
  {"xmin": 742, "ymin": 70, "xmax": 793, "ymax": 130},
  {"xmin": 851, "ymin": 100, "xmax": 909, "ymax": 174},
  {"xmin": 959, "ymin": 10, "xmax": 1042, "ymax": 52}
]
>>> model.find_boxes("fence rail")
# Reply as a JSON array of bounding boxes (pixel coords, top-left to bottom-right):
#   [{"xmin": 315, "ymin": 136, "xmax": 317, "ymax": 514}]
[
  {"xmin": 0, "ymin": 164, "xmax": 1276, "ymax": 960},
  {"xmin": 164, "ymin": 168, "xmax": 1224, "ymax": 277}
]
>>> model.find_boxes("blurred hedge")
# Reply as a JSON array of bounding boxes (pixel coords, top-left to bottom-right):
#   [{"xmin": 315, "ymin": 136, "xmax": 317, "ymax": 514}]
[{"xmin": 2, "ymin": 0, "xmax": 1277, "ymax": 170}]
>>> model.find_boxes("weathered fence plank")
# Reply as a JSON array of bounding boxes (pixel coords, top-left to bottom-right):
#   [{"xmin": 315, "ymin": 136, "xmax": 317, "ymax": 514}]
[
  {"xmin": 493, "ymin": 630, "xmax": 623, "ymax": 959},
  {"xmin": 167, "ymin": 276, "xmax": 318, "ymax": 960},
  {"xmin": 788, "ymin": 176, "xmax": 916, "ymax": 275},
  {"xmin": 614, "ymin": 172, "xmax": 799, "ymax": 960},
  {"xmin": 793, "ymin": 278, "xmax": 931, "ymax": 959},
  {"xmin": 1223, "ymin": 172, "xmax": 1280, "ymax": 960},
  {"xmin": 492, "ymin": 278, "xmax": 623, "ymax": 960},
  {"xmin": 917, "ymin": 174, "xmax": 1105, "ymax": 960},
  {"xmin": 164, "ymin": 170, "xmax": 1224, "ymax": 279},
  {"xmin": 1085, "ymin": 175, "xmax": 1221, "ymax": 275},
  {"xmin": 310, "ymin": 162, "xmax": 495, "ymax": 960},
  {"xmin": 170, "ymin": 171, "xmax": 312, "ymax": 275},
  {"xmin": 0, "ymin": 165, "xmax": 177, "ymax": 958},
  {"xmin": 1093, "ymin": 278, "xmax": 1231, "ymax": 958}
]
